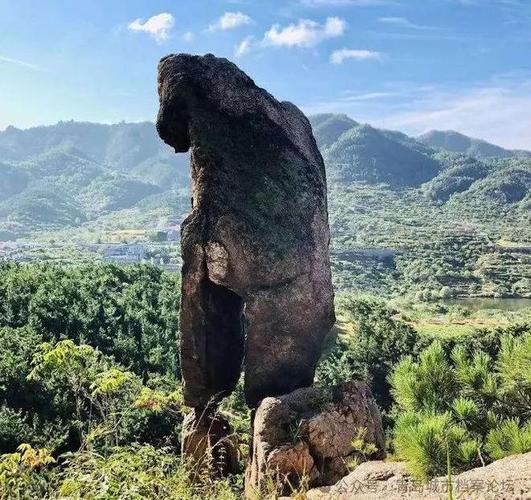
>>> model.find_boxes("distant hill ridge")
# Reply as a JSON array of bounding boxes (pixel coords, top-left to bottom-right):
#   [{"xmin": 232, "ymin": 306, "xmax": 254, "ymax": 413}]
[
  {"xmin": 0, "ymin": 122, "xmax": 190, "ymax": 236},
  {"xmin": 0, "ymin": 116, "xmax": 530, "ymax": 238},
  {"xmin": 417, "ymin": 129, "xmax": 531, "ymax": 160}
]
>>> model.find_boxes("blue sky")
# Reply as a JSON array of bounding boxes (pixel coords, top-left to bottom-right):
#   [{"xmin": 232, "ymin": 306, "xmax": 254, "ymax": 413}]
[{"xmin": 1, "ymin": 0, "xmax": 531, "ymax": 148}]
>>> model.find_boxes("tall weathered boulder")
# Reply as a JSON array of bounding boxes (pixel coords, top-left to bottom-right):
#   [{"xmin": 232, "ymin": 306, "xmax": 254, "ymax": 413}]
[
  {"xmin": 156, "ymin": 53, "xmax": 335, "ymax": 410},
  {"xmin": 246, "ymin": 381, "xmax": 385, "ymax": 496}
]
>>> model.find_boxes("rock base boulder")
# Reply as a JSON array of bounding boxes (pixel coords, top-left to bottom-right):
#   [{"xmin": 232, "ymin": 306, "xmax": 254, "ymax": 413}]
[
  {"xmin": 246, "ymin": 381, "xmax": 385, "ymax": 496},
  {"xmin": 182, "ymin": 409, "xmax": 240, "ymax": 477}
]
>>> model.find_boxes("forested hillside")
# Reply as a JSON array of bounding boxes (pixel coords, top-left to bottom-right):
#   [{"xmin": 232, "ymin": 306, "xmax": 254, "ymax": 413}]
[
  {"xmin": 0, "ymin": 262, "xmax": 529, "ymax": 497},
  {"xmin": 1, "ymin": 117, "xmax": 529, "ymax": 298},
  {"xmin": 0, "ymin": 122, "xmax": 190, "ymax": 238}
]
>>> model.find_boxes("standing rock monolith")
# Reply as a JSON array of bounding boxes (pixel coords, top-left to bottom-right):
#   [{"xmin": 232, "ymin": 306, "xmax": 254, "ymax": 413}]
[{"xmin": 156, "ymin": 53, "xmax": 335, "ymax": 472}]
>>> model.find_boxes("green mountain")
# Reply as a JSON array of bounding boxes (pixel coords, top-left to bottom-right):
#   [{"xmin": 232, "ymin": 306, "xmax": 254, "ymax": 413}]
[
  {"xmin": 422, "ymin": 154, "xmax": 491, "ymax": 202},
  {"xmin": 418, "ymin": 129, "xmax": 531, "ymax": 160},
  {"xmin": 0, "ymin": 162, "xmax": 29, "ymax": 199},
  {"xmin": 321, "ymin": 123, "xmax": 440, "ymax": 186},
  {"xmin": 307, "ymin": 114, "xmax": 530, "ymax": 298},
  {"xmin": 0, "ymin": 186, "xmax": 85, "ymax": 229},
  {"xmin": 0, "ymin": 123, "xmax": 190, "ymax": 236},
  {"xmin": 1, "ymin": 116, "xmax": 529, "ymax": 298},
  {"xmin": 310, "ymin": 113, "xmax": 358, "ymax": 150}
]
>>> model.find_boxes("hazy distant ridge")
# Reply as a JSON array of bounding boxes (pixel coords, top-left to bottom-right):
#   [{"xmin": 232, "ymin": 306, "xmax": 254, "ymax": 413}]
[{"xmin": 0, "ymin": 117, "xmax": 530, "ymax": 239}]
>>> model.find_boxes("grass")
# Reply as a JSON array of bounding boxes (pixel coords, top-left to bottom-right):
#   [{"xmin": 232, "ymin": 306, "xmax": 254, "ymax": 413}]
[
  {"xmin": 335, "ymin": 297, "xmax": 530, "ymax": 340},
  {"xmin": 414, "ymin": 322, "xmax": 480, "ymax": 338},
  {"xmin": 390, "ymin": 298, "xmax": 530, "ymax": 339},
  {"xmin": 412, "ymin": 317, "xmax": 511, "ymax": 338}
]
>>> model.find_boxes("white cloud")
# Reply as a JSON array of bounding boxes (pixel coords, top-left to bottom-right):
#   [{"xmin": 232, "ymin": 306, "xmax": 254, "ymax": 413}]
[
  {"xmin": 305, "ymin": 77, "xmax": 531, "ymax": 150},
  {"xmin": 330, "ymin": 48, "xmax": 382, "ymax": 64},
  {"xmin": 128, "ymin": 13, "xmax": 175, "ymax": 43},
  {"xmin": 263, "ymin": 17, "xmax": 346, "ymax": 47},
  {"xmin": 325, "ymin": 17, "xmax": 347, "ymax": 36},
  {"xmin": 378, "ymin": 17, "xmax": 431, "ymax": 29},
  {"xmin": 378, "ymin": 85, "xmax": 531, "ymax": 150},
  {"xmin": 209, "ymin": 12, "xmax": 252, "ymax": 32},
  {"xmin": 235, "ymin": 36, "xmax": 253, "ymax": 57},
  {"xmin": 0, "ymin": 55, "xmax": 44, "ymax": 72},
  {"xmin": 183, "ymin": 31, "xmax": 195, "ymax": 42},
  {"xmin": 342, "ymin": 91, "xmax": 398, "ymax": 101}
]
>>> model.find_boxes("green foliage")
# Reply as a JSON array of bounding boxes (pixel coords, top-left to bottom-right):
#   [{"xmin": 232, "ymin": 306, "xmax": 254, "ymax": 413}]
[
  {"xmin": 440, "ymin": 323, "xmax": 530, "ymax": 358},
  {"xmin": 0, "ymin": 262, "xmax": 180, "ymax": 381},
  {"xmin": 393, "ymin": 411, "xmax": 479, "ymax": 480},
  {"xmin": 0, "ymin": 444, "xmax": 240, "ymax": 500},
  {"xmin": 390, "ymin": 336, "xmax": 531, "ymax": 478},
  {"xmin": 348, "ymin": 427, "xmax": 379, "ymax": 470},
  {"xmin": 0, "ymin": 444, "xmax": 55, "ymax": 500},
  {"xmin": 391, "ymin": 342, "xmax": 455, "ymax": 413},
  {"xmin": 316, "ymin": 297, "xmax": 425, "ymax": 414},
  {"xmin": 485, "ymin": 419, "xmax": 531, "ymax": 460},
  {"xmin": 57, "ymin": 445, "xmax": 239, "ymax": 499},
  {"xmin": 496, "ymin": 333, "xmax": 531, "ymax": 419},
  {"xmin": 0, "ymin": 263, "xmax": 182, "ymax": 456},
  {"xmin": 27, "ymin": 339, "xmax": 182, "ymax": 454}
]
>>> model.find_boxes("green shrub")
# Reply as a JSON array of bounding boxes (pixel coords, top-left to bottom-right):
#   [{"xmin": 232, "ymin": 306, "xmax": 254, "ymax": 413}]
[
  {"xmin": 0, "ymin": 444, "xmax": 55, "ymax": 499},
  {"xmin": 496, "ymin": 333, "xmax": 531, "ymax": 419},
  {"xmin": 0, "ymin": 407, "xmax": 34, "ymax": 453},
  {"xmin": 57, "ymin": 445, "xmax": 240, "ymax": 500},
  {"xmin": 441, "ymin": 323, "xmax": 529, "ymax": 359},
  {"xmin": 486, "ymin": 419, "xmax": 531, "ymax": 460},
  {"xmin": 389, "ymin": 337, "xmax": 531, "ymax": 478},
  {"xmin": 26, "ymin": 340, "xmax": 183, "ymax": 455},
  {"xmin": 393, "ymin": 411, "xmax": 479, "ymax": 480},
  {"xmin": 0, "ymin": 263, "xmax": 181, "ymax": 382},
  {"xmin": 390, "ymin": 342, "xmax": 455, "ymax": 413},
  {"xmin": 316, "ymin": 297, "xmax": 425, "ymax": 415}
]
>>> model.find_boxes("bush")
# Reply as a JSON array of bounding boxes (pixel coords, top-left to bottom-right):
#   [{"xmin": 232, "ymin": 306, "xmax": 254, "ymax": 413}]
[
  {"xmin": 393, "ymin": 411, "xmax": 479, "ymax": 480},
  {"xmin": 57, "ymin": 445, "xmax": 240, "ymax": 500},
  {"xmin": 0, "ymin": 444, "xmax": 55, "ymax": 499},
  {"xmin": 440, "ymin": 323, "xmax": 530, "ymax": 359},
  {"xmin": 486, "ymin": 419, "xmax": 531, "ymax": 460},
  {"xmin": 27, "ymin": 340, "xmax": 183, "ymax": 454},
  {"xmin": 0, "ymin": 263, "xmax": 183, "ymax": 455},
  {"xmin": 0, "ymin": 263, "xmax": 181, "ymax": 382},
  {"xmin": 389, "ymin": 336, "xmax": 531, "ymax": 478},
  {"xmin": 390, "ymin": 342, "xmax": 455, "ymax": 413},
  {"xmin": 316, "ymin": 297, "xmax": 425, "ymax": 416},
  {"xmin": 496, "ymin": 333, "xmax": 531, "ymax": 420},
  {"xmin": 0, "ymin": 407, "xmax": 34, "ymax": 453}
]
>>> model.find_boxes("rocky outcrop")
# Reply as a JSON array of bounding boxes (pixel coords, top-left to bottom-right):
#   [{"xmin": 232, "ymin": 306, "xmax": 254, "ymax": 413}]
[
  {"xmin": 305, "ymin": 452, "xmax": 531, "ymax": 500},
  {"xmin": 246, "ymin": 381, "xmax": 385, "ymax": 496},
  {"xmin": 156, "ymin": 53, "xmax": 334, "ymax": 411},
  {"xmin": 181, "ymin": 409, "xmax": 239, "ymax": 476}
]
